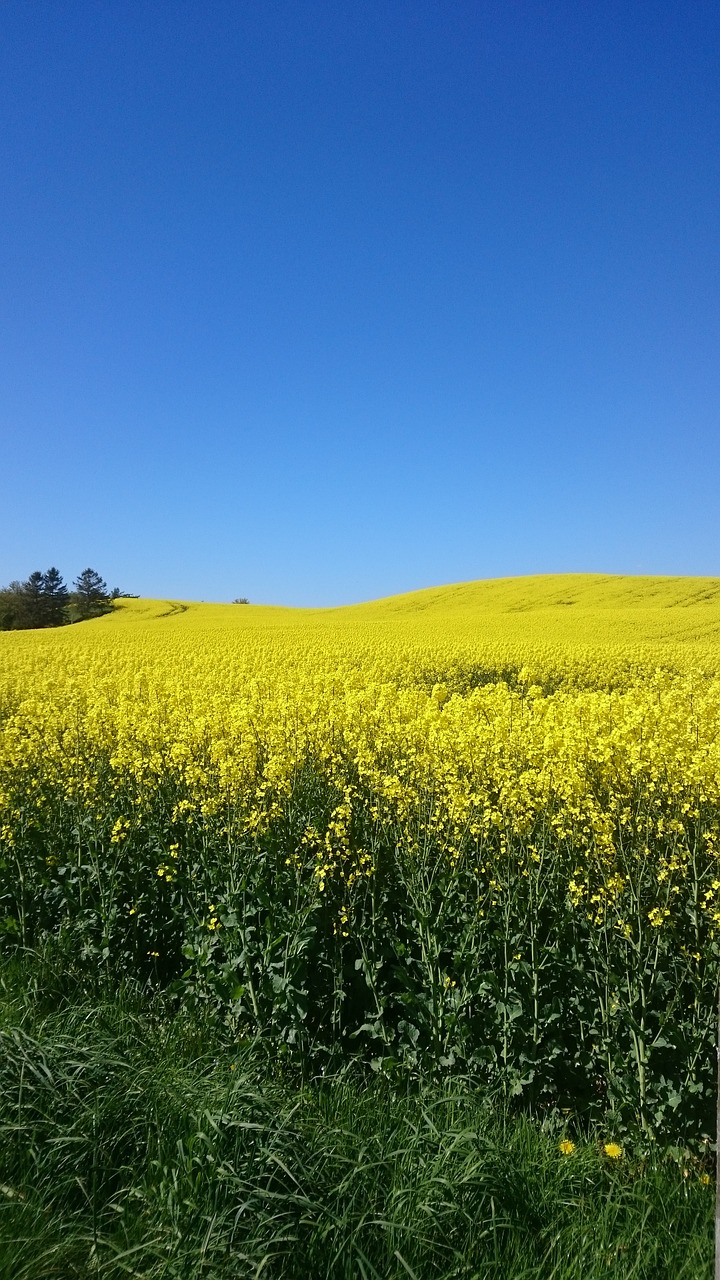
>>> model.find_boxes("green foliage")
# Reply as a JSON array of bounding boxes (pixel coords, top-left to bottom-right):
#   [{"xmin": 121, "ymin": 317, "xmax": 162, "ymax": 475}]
[
  {"xmin": 1, "ymin": 764, "xmax": 718, "ymax": 1151},
  {"xmin": 72, "ymin": 567, "xmax": 111, "ymax": 620},
  {"xmin": 0, "ymin": 565, "xmax": 117, "ymax": 629},
  {"xmin": 0, "ymin": 568, "xmax": 70, "ymax": 630},
  {"xmin": 0, "ymin": 970, "xmax": 712, "ymax": 1279},
  {"xmin": 0, "ymin": 581, "xmax": 27, "ymax": 631},
  {"xmin": 40, "ymin": 566, "xmax": 69, "ymax": 626}
]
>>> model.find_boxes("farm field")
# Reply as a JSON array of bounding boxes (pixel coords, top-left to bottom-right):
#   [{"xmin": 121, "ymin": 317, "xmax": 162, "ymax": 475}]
[{"xmin": 1, "ymin": 573, "xmax": 719, "ymax": 1276}]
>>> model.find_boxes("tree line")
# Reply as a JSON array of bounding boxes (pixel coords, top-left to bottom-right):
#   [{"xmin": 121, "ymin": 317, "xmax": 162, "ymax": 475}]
[{"xmin": 0, "ymin": 568, "xmax": 131, "ymax": 631}]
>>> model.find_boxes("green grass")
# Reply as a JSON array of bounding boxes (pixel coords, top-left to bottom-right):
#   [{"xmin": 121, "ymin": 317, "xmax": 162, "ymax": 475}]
[{"xmin": 0, "ymin": 960, "xmax": 712, "ymax": 1280}]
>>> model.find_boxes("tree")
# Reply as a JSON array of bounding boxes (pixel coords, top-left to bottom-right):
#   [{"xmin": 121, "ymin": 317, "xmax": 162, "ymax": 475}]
[
  {"xmin": 41, "ymin": 567, "xmax": 69, "ymax": 627},
  {"xmin": 73, "ymin": 568, "xmax": 110, "ymax": 620},
  {"xmin": 23, "ymin": 570, "xmax": 46, "ymax": 628},
  {"xmin": 0, "ymin": 581, "xmax": 28, "ymax": 630},
  {"xmin": 0, "ymin": 569, "xmax": 69, "ymax": 629},
  {"xmin": 0, "ymin": 566, "xmax": 110, "ymax": 630}
]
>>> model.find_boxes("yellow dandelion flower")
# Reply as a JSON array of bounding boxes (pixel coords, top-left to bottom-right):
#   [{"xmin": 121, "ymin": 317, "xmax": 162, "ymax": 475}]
[
  {"xmin": 603, "ymin": 1142, "xmax": 623, "ymax": 1159},
  {"xmin": 559, "ymin": 1139, "xmax": 575, "ymax": 1156}
]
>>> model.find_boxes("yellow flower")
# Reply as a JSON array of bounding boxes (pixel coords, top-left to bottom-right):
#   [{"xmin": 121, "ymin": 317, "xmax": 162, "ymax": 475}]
[
  {"xmin": 559, "ymin": 1139, "xmax": 575, "ymax": 1156},
  {"xmin": 603, "ymin": 1142, "xmax": 623, "ymax": 1159},
  {"xmin": 647, "ymin": 906, "xmax": 670, "ymax": 928}
]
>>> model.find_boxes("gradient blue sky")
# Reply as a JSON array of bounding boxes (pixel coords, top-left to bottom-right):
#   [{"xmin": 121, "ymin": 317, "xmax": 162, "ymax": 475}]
[{"xmin": 1, "ymin": 1, "xmax": 718, "ymax": 605}]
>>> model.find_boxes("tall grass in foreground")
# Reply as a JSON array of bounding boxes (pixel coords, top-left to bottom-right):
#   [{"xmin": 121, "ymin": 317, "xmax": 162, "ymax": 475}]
[{"xmin": 0, "ymin": 964, "xmax": 713, "ymax": 1280}]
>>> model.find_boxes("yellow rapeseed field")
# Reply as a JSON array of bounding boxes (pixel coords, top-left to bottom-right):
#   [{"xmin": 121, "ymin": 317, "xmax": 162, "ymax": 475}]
[
  {"xmin": 2, "ymin": 574, "xmax": 720, "ymax": 913},
  {"xmin": 2, "ymin": 573, "xmax": 720, "ymax": 1141}
]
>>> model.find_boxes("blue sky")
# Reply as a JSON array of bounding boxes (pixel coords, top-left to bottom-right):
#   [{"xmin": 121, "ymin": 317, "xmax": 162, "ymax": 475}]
[{"xmin": 1, "ymin": 1, "xmax": 718, "ymax": 605}]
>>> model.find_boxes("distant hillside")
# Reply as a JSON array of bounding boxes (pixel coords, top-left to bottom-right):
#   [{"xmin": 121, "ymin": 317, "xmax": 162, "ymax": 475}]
[
  {"xmin": 105, "ymin": 574, "xmax": 720, "ymax": 651},
  {"xmin": 349, "ymin": 574, "xmax": 720, "ymax": 646}
]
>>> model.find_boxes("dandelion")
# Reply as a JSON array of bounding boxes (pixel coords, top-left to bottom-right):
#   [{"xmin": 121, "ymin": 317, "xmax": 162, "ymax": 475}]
[
  {"xmin": 603, "ymin": 1142, "xmax": 623, "ymax": 1159},
  {"xmin": 559, "ymin": 1139, "xmax": 575, "ymax": 1156}
]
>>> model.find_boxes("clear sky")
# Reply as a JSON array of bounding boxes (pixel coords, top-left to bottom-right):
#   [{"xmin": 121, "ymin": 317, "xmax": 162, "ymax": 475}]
[{"xmin": 1, "ymin": 2, "xmax": 718, "ymax": 606}]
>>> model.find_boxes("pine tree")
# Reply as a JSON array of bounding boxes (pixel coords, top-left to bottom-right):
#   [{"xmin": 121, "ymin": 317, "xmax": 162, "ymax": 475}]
[
  {"xmin": 41, "ymin": 567, "xmax": 69, "ymax": 627},
  {"xmin": 22, "ymin": 571, "xmax": 46, "ymax": 628},
  {"xmin": 73, "ymin": 568, "xmax": 110, "ymax": 620}
]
